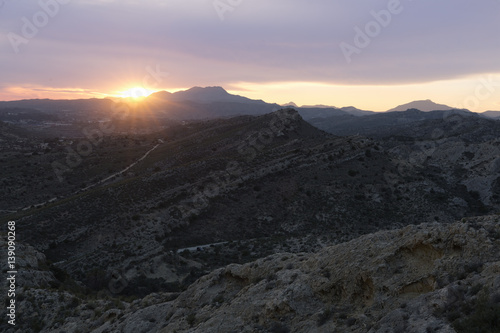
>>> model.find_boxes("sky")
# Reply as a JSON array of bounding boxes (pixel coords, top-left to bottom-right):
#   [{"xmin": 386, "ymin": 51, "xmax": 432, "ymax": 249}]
[{"xmin": 0, "ymin": 0, "xmax": 499, "ymax": 111}]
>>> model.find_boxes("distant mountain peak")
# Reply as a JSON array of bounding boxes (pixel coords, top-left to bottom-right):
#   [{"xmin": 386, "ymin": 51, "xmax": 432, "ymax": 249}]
[
  {"xmin": 162, "ymin": 86, "xmax": 265, "ymax": 104},
  {"xmin": 300, "ymin": 104, "xmax": 337, "ymax": 109},
  {"xmin": 388, "ymin": 100, "xmax": 455, "ymax": 112},
  {"xmin": 482, "ymin": 110, "xmax": 500, "ymax": 118},
  {"xmin": 148, "ymin": 90, "xmax": 172, "ymax": 100},
  {"xmin": 186, "ymin": 86, "xmax": 227, "ymax": 93},
  {"xmin": 282, "ymin": 101, "xmax": 298, "ymax": 108}
]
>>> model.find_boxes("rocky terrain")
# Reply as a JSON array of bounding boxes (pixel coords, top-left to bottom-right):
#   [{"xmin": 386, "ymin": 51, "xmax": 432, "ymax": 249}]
[
  {"xmin": 2, "ymin": 106, "xmax": 500, "ymax": 290},
  {"xmin": 2, "ymin": 108, "xmax": 499, "ymax": 300},
  {"xmin": 2, "ymin": 216, "xmax": 499, "ymax": 332},
  {"xmin": 1, "ymin": 93, "xmax": 500, "ymax": 331}
]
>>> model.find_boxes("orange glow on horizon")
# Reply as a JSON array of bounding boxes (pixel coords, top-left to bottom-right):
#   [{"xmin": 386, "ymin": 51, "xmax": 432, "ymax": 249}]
[
  {"xmin": 1, "ymin": 76, "xmax": 499, "ymax": 113},
  {"xmin": 115, "ymin": 87, "xmax": 157, "ymax": 100},
  {"xmin": 0, "ymin": 86, "xmax": 106, "ymax": 101}
]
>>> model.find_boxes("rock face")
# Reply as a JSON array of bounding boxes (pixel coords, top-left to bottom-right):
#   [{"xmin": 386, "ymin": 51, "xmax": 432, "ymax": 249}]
[
  {"xmin": 154, "ymin": 216, "xmax": 500, "ymax": 333},
  {"xmin": 7, "ymin": 216, "xmax": 498, "ymax": 333},
  {"xmin": 0, "ymin": 239, "xmax": 56, "ymax": 289}
]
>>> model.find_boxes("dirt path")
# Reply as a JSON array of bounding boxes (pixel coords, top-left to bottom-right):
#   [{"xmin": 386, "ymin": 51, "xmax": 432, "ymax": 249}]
[{"xmin": 18, "ymin": 142, "xmax": 162, "ymax": 212}]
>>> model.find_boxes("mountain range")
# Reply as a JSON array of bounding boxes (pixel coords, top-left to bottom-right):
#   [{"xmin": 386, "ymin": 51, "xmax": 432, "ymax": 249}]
[
  {"xmin": 1, "ymin": 87, "xmax": 497, "ymax": 125},
  {"xmin": 2, "ymin": 86, "xmax": 498, "ymax": 147},
  {"xmin": 1, "ymin": 87, "xmax": 500, "ymax": 332}
]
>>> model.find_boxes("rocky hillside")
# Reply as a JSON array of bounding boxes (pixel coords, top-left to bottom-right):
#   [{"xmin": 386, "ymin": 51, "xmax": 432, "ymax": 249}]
[
  {"xmin": 2, "ymin": 108, "xmax": 499, "ymax": 301},
  {"xmin": 157, "ymin": 216, "xmax": 500, "ymax": 333},
  {"xmin": 306, "ymin": 109, "xmax": 481, "ymax": 138},
  {"xmin": 2, "ymin": 216, "xmax": 499, "ymax": 332},
  {"xmin": 1, "ymin": 105, "xmax": 500, "ymax": 332}
]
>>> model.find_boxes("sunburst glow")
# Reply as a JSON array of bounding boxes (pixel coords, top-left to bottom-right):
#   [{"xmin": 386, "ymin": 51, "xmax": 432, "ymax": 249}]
[{"xmin": 117, "ymin": 87, "xmax": 156, "ymax": 99}]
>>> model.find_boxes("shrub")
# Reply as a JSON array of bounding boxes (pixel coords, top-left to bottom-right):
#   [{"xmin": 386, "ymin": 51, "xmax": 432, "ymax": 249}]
[
  {"xmin": 469, "ymin": 190, "xmax": 480, "ymax": 200},
  {"xmin": 348, "ymin": 170, "xmax": 359, "ymax": 177},
  {"xmin": 186, "ymin": 313, "xmax": 196, "ymax": 327},
  {"xmin": 453, "ymin": 290, "xmax": 500, "ymax": 333}
]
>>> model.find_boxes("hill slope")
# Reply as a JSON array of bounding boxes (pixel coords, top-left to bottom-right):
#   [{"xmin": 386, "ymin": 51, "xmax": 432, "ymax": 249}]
[
  {"xmin": 157, "ymin": 216, "xmax": 500, "ymax": 333},
  {"xmin": 4, "ymin": 216, "xmax": 499, "ymax": 332},
  {"xmin": 3, "ymin": 108, "xmax": 499, "ymax": 302},
  {"xmin": 307, "ymin": 109, "xmax": 487, "ymax": 137}
]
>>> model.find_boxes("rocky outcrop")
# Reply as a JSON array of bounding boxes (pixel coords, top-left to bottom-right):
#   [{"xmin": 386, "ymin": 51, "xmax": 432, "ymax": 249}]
[
  {"xmin": 152, "ymin": 215, "xmax": 500, "ymax": 333},
  {"xmin": 8, "ymin": 216, "xmax": 497, "ymax": 333},
  {"xmin": 0, "ymin": 239, "xmax": 56, "ymax": 290}
]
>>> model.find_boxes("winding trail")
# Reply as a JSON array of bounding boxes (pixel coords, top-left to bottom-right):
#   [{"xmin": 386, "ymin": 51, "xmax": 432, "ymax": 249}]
[
  {"xmin": 80, "ymin": 143, "xmax": 160, "ymax": 192},
  {"xmin": 15, "ymin": 142, "xmax": 162, "ymax": 213},
  {"xmin": 176, "ymin": 241, "xmax": 229, "ymax": 253}
]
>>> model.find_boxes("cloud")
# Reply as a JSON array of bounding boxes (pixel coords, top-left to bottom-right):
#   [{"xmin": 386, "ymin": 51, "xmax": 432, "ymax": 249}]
[{"xmin": 1, "ymin": 0, "xmax": 499, "ymax": 102}]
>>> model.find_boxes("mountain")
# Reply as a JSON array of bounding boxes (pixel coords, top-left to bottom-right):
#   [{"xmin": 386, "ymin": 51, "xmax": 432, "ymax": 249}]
[
  {"xmin": 297, "ymin": 106, "xmax": 374, "ymax": 120},
  {"xmin": 300, "ymin": 104, "xmax": 333, "ymax": 108},
  {"xmin": 0, "ymin": 94, "xmax": 479, "ymax": 123},
  {"xmin": 150, "ymin": 86, "xmax": 267, "ymax": 105},
  {"xmin": 308, "ymin": 108, "xmax": 481, "ymax": 137},
  {"xmin": 281, "ymin": 101, "xmax": 298, "ymax": 108},
  {"xmin": 143, "ymin": 86, "xmax": 281, "ymax": 119},
  {"xmin": 482, "ymin": 110, "xmax": 500, "ymax": 118},
  {"xmin": 339, "ymin": 106, "xmax": 375, "ymax": 116},
  {"xmin": 387, "ymin": 99, "xmax": 455, "ymax": 112},
  {"xmin": 0, "ymin": 87, "xmax": 267, "ymax": 111},
  {"xmin": 0, "ymin": 87, "xmax": 282, "ymax": 122},
  {"xmin": 297, "ymin": 107, "xmax": 351, "ymax": 120}
]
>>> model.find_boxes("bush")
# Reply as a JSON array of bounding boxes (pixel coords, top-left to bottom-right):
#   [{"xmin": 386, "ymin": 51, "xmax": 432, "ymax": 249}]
[
  {"xmin": 348, "ymin": 170, "xmax": 359, "ymax": 177},
  {"xmin": 186, "ymin": 313, "xmax": 196, "ymax": 327},
  {"xmin": 469, "ymin": 191, "xmax": 481, "ymax": 200},
  {"xmin": 453, "ymin": 290, "xmax": 500, "ymax": 333},
  {"xmin": 30, "ymin": 318, "xmax": 44, "ymax": 332}
]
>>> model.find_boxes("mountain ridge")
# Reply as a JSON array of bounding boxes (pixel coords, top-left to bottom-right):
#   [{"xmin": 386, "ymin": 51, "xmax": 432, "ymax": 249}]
[
  {"xmin": 3, "ymin": 89, "xmax": 498, "ymax": 116},
  {"xmin": 149, "ymin": 86, "xmax": 268, "ymax": 105},
  {"xmin": 387, "ymin": 99, "xmax": 456, "ymax": 112}
]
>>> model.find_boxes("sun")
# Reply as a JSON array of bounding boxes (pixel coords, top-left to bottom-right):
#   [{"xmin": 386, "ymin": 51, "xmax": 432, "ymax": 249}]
[{"xmin": 117, "ymin": 87, "xmax": 156, "ymax": 99}]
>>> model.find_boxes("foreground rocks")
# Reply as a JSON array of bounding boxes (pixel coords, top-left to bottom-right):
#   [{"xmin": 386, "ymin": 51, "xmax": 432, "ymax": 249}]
[
  {"xmin": 155, "ymin": 215, "xmax": 500, "ymax": 333},
  {"xmin": 4, "ymin": 215, "xmax": 499, "ymax": 332}
]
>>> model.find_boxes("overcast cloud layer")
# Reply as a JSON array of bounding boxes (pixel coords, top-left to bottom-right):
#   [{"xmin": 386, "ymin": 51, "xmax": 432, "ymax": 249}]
[{"xmin": 0, "ymin": 0, "xmax": 499, "ymax": 109}]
